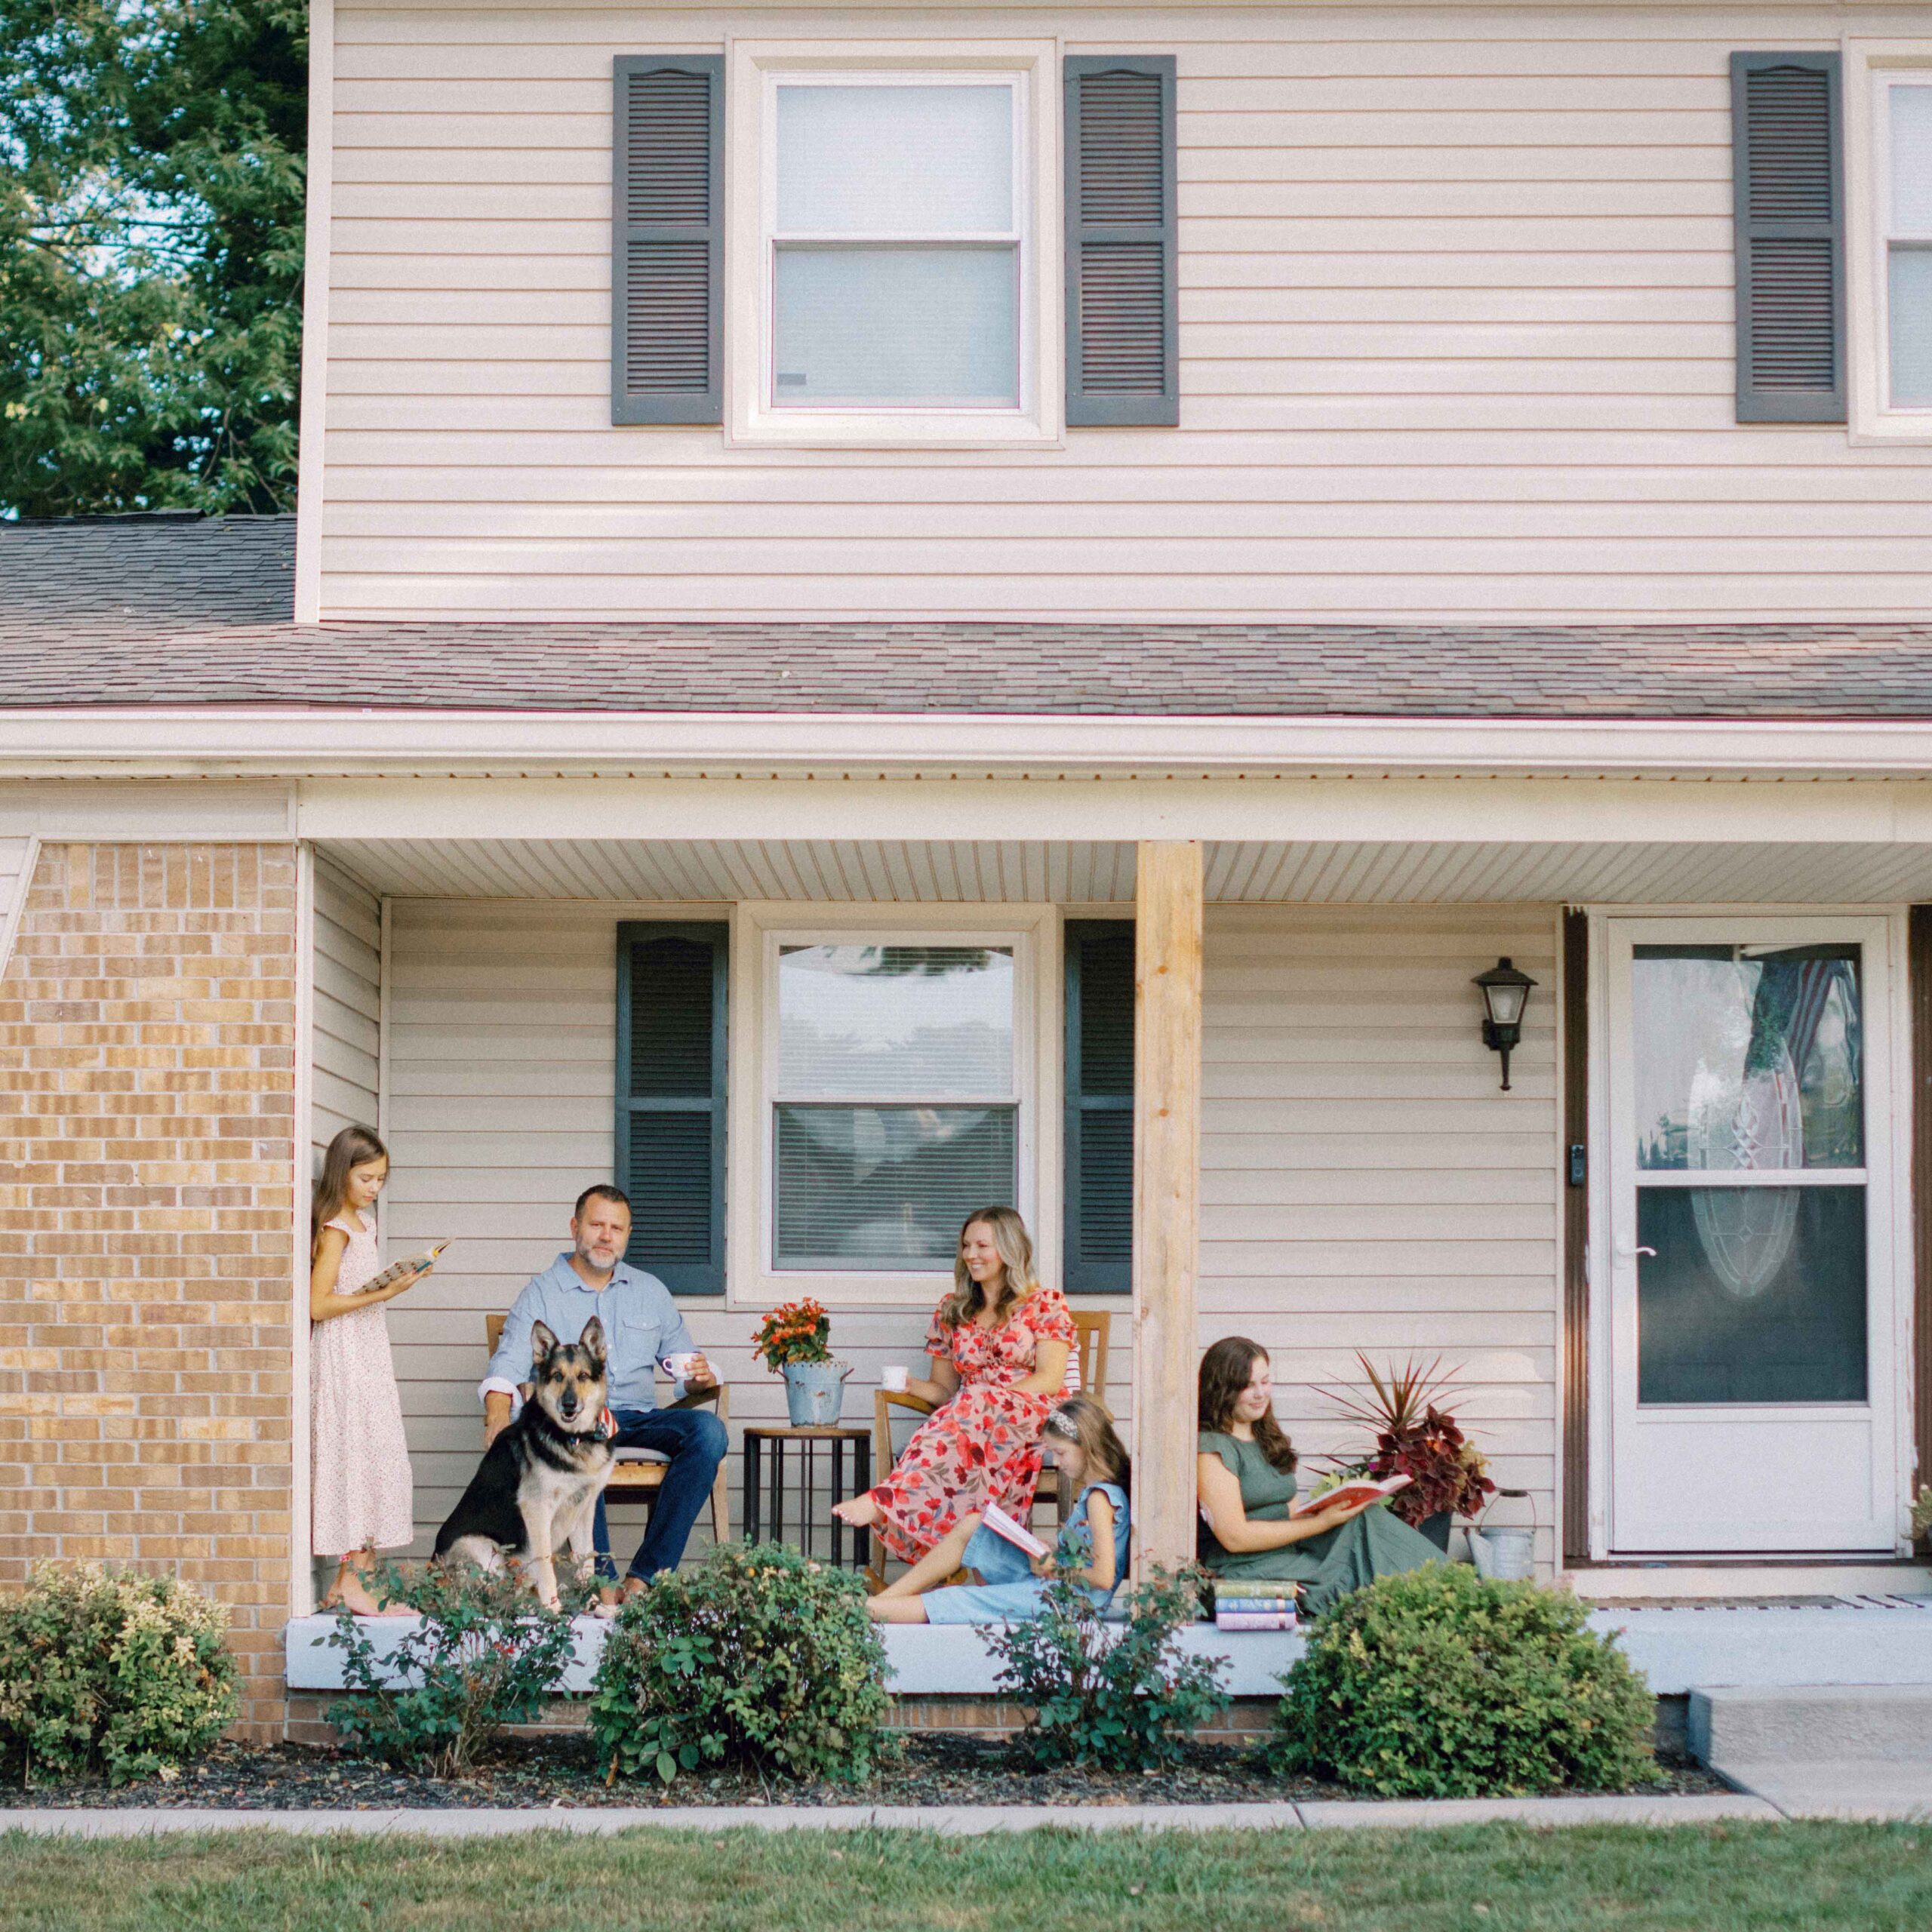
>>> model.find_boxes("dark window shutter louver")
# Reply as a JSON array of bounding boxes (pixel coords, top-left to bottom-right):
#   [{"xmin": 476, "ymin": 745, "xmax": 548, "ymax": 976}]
[
  {"xmin": 1064, "ymin": 57, "xmax": 1178, "ymax": 427},
  {"xmin": 1731, "ymin": 52, "xmax": 1844, "ymax": 423},
  {"xmin": 613, "ymin": 56, "xmax": 723, "ymax": 425},
  {"xmin": 616, "ymin": 922, "xmax": 727, "ymax": 1294},
  {"xmin": 1064, "ymin": 921, "xmax": 1134, "ymax": 1294}
]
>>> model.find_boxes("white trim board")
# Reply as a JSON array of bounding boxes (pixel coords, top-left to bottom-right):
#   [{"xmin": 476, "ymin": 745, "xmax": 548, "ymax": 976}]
[{"xmin": 14, "ymin": 712, "xmax": 1932, "ymax": 779}]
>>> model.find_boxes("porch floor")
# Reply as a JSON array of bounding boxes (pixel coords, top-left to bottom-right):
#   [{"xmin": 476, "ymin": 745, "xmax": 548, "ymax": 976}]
[{"xmin": 284, "ymin": 1594, "xmax": 1932, "ymax": 1700}]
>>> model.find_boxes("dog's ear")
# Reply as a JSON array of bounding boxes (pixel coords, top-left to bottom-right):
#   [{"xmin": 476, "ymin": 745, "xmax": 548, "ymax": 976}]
[
  {"xmin": 529, "ymin": 1320, "xmax": 558, "ymax": 1364},
  {"xmin": 578, "ymin": 1315, "xmax": 607, "ymax": 1363}
]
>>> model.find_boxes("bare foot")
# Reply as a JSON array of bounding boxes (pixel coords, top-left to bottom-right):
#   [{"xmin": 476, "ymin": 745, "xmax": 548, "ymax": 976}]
[
  {"xmin": 327, "ymin": 1583, "xmax": 414, "ymax": 1619},
  {"xmin": 832, "ymin": 1494, "xmax": 881, "ymax": 1530},
  {"xmin": 622, "ymin": 1576, "xmax": 651, "ymax": 1602}
]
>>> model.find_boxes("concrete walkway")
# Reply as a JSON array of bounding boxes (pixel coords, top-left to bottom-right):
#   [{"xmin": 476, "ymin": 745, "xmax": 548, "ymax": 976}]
[
  {"xmin": 1713, "ymin": 1762, "xmax": 1932, "ymax": 1822},
  {"xmin": 0, "ymin": 1793, "xmax": 1785, "ymax": 1838}
]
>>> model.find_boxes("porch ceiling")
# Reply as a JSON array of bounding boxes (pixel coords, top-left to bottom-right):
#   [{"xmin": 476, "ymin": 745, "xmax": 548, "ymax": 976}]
[{"xmin": 316, "ymin": 836, "xmax": 1932, "ymax": 905}]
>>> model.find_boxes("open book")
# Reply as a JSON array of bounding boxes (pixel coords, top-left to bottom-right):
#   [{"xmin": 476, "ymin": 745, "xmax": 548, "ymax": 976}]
[
  {"xmin": 360, "ymin": 1240, "xmax": 451, "ymax": 1294},
  {"xmin": 1289, "ymin": 1472, "xmax": 1411, "ymax": 1519},
  {"xmin": 980, "ymin": 1500, "xmax": 1050, "ymax": 1560}
]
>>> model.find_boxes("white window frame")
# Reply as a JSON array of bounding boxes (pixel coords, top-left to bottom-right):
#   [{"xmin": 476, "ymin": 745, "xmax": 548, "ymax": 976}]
[
  {"xmin": 724, "ymin": 38, "xmax": 1063, "ymax": 449},
  {"xmin": 1846, "ymin": 41, "xmax": 1932, "ymax": 442},
  {"xmin": 728, "ymin": 901, "xmax": 1059, "ymax": 1308}
]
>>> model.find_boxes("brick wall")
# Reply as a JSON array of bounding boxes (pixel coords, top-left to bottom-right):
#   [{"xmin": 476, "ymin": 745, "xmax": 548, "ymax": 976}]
[{"xmin": 0, "ymin": 843, "xmax": 299, "ymax": 1736}]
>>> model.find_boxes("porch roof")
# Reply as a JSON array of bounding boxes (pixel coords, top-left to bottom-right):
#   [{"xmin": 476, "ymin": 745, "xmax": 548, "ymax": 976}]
[{"xmin": 12, "ymin": 512, "xmax": 1932, "ymax": 724}]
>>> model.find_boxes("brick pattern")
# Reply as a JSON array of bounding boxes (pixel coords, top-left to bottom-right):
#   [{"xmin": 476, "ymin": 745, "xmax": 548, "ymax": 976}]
[{"xmin": 0, "ymin": 844, "xmax": 299, "ymax": 1737}]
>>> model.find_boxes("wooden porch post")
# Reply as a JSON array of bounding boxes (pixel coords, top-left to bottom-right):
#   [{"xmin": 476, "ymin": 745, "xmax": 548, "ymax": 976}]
[{"xmin": 1131, "ymin": 840, "xmax": 1204, "ymax": 1574}]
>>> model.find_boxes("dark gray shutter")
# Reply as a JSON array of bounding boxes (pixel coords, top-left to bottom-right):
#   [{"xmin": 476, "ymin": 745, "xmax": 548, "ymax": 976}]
[
  {"xmin": 612, "ymin": 56, "xmax": 722, "ymax": 425},
  {"xmin": 615, "ymin": 921, "xmax": 726, "ymax": 1294},
  {"xmin": 1731, "ymin": 51, "xmax": 1844, "ymax": 423},
  {"xmin": 1063, "ymin": 56, "xmax": 1178, "ymax": 427},
  {"xmin": 1064, "ymin": 920, "xmax": 1134, "ymax": 1294}
]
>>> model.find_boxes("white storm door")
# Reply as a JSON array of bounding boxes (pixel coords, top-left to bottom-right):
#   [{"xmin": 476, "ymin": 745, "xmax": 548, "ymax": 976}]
[{"xmin": 1605, "ymin": 916, "xmax": 1900, "ymax": 1554}]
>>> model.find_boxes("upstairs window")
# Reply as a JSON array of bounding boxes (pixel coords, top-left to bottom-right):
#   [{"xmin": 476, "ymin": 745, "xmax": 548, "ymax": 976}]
[
  {"xmin": 771, "ymin": 80, "xmax": 1022, "ymax": 412},
  {"xmin": 726, "ymin": 42, "xmax": 1060, "ymax": 447}
]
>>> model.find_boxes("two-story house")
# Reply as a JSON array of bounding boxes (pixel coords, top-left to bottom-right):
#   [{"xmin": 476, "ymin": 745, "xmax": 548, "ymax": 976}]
[{"xmin": 5, "ymin": 1, "xmax": 1932, "ymax": 1735}]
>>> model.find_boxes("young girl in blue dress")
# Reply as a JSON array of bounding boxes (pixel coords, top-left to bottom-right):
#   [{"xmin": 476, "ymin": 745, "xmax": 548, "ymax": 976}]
[{"xmin": 866, "ymin": 1395, "xmax": 1129, "ymax": 1624}]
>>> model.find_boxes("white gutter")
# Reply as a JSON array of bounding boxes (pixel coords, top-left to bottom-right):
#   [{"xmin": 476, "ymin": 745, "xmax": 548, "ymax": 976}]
[{"xmin": 4, "ymin": 708, "xmax": 1932, "ymax": 779}]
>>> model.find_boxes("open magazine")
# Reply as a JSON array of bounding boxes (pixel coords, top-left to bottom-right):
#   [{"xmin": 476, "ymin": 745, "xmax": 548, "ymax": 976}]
[
  {"xmin": 1288, "ymin": 1472, "xmax": 1411, "ymax": 1519},
  {"xmin": 980, "ymin": 1500, "xmax": 1050, "ymax": 1560},
  {"xmin": 360, "ymin": 1239, "xmax": 451, "ymax": 1294}
]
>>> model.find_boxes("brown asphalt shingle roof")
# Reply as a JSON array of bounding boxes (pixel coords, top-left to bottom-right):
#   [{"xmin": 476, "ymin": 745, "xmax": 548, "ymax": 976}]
[{"xmin": 5, "ymin": 511, "xmax": 1932, "ymax": 720}]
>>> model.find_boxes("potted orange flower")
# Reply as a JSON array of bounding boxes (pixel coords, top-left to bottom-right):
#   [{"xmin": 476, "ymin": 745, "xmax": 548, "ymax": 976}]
[{"xmin": 752, "ymin": 1298, "xmax": 850, "ymax": 1426}]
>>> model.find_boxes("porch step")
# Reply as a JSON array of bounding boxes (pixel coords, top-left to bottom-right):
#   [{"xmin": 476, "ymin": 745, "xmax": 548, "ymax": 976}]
[{"xmin": 1689, "ymin": 1684, "xmax": 1932, "ymax": 1765}]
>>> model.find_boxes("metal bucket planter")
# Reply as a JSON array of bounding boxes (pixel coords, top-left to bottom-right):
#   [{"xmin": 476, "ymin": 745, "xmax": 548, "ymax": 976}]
[
  {"xmin": 782, "ymin": 1358, "xmax": 851, "ymax": 1426},
  {"xmin": 1468, "ymin": 1487, "xmax": 1537, "ymax": 1580}
]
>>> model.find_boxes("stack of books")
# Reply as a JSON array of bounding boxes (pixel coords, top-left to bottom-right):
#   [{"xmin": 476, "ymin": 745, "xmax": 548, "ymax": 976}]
[{"xmin": 1212, "ymin": 1581, "xmax": 1300, "ymax": 1631}]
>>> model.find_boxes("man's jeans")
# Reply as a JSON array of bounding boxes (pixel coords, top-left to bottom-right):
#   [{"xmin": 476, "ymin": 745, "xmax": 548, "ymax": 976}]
[{"xmin": 592, "ymin": 1405, "xmax": 730, "ymax": 1583}]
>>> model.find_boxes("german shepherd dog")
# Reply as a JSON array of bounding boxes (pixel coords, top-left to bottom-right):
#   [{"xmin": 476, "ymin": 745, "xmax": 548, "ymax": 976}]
[{"xmin": 434, "ymin": 1317, "xmax": 614, "ymax": 1610}]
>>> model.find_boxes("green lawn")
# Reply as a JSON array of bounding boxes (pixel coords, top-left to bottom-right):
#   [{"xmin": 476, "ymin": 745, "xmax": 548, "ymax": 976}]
[{"xmin": 1, "ymin": 1823, "xmax": 1929, "ymax": 1932}]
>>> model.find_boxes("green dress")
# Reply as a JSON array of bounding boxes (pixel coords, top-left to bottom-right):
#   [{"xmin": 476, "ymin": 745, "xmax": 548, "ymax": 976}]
[{"xmin": 1197, "ymin": 1430, "xmax": 1442, "ymax": 1616}]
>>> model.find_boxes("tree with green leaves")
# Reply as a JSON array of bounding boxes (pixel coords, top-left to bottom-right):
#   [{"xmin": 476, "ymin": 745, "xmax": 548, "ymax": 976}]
[{"xmin": 0, "ymin": 0, "xmax": 305, "ymax": 517}]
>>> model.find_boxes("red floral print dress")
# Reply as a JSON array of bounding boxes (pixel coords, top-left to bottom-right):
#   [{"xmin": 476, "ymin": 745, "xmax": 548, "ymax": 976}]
[{"xmin": 868, "ymin": 1286, "xmax": 1079, "ymax": 1564}]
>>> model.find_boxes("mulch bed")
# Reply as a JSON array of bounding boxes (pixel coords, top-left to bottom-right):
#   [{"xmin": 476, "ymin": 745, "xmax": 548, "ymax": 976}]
[{"xmin": 1, "ymin": 1734, "xmax": 1728, "ymax": 1810}]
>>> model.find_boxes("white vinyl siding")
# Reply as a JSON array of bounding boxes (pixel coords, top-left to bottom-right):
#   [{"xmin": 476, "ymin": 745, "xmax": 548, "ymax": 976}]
[
  {"xmin": 310, "ymin": 856, "xmax": 381, "ymax": 1160},
  {"xmin": 1201, "ymin": 905, "xmax": 1561, "ymax": 1568},
  {"xmin": 321, "ymin": 3, "xmax": 1932, "ymax": 620},
  {"xmin": 374, "ymin": 895, "xmax": 1558, "ymax": 1563},
  {"xmin": 379, "ymin": 898, "xmax": 962, "ymax": 1549}
]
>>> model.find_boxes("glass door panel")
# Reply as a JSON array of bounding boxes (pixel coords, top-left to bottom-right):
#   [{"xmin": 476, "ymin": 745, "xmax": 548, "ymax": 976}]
[{"xmin": 1606, "ymin": 918, "xmax": 1899, "ymax": 1555}]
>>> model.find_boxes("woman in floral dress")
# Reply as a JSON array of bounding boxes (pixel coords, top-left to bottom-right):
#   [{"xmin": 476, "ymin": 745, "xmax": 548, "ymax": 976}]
[{"xmin": 834, "ymin": 1207, "xmax": 1075, "ymax": 1563}]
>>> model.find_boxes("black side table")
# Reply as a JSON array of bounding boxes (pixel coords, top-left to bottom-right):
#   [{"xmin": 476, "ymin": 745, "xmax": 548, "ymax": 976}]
[{"xmin": 742, "ymin": 1424, "xmax": 873, "ymax": 1571}]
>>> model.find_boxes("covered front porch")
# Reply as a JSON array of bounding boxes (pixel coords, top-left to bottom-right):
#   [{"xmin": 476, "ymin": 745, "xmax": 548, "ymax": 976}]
[{"xmin": 289, "ymin": 764, "xmax": 1932, "ymax": 1640}]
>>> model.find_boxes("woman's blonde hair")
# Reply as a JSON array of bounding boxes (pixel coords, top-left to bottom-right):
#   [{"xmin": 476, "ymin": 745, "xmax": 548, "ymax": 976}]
[
  {"xmin": 1045, "ymin": 1393, "xmax": 1131, "ymax": 1493},
  {"xmin": 312, "ymin": 1124, "xmax": 388, "ymax": 1258},
  {"xmin": 937, "ymin": 1205, "xmax": 1038, "ymax": 1329}
]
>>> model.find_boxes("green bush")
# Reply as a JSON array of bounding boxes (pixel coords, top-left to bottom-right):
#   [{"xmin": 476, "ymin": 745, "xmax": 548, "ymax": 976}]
[
  {"xmin": 1270, "ymin": 1563, "xmax": 1657, "ymax": 1797},
  {"xmin": 321, "ymin": 1561, "xmax": 591, "ymax": 1777},
  {"xmin": 589, "ymin": 1543, "xmax": 890, "ymax": 1786},
  {"xmin": 0, "ymin": 1562, "xmax": 238, "ymax": 1786},
  {"xmin": 985, "ymin": 1558, "xmax": 1229, "ymax": 1772}
]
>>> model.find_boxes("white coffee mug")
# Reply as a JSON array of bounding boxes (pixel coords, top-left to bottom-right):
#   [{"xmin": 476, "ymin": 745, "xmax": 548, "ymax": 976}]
[
  {"xmin": 661, "ymin": 1350, "xmax": 700, "ymax": 1379},
  {"xmin": 881, "ymin": 1364, "xmax": 910, "ymax": 1393}
]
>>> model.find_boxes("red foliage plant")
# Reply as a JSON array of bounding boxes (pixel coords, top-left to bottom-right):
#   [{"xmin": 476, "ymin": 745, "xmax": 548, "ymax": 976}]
[{"xmin": 1321, "ymin": 1354, "xmax": 1494, "ymax": 1529}]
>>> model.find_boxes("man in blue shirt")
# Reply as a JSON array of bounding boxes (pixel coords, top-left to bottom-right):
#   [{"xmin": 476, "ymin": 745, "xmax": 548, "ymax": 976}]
[{"xmin": 481, "ymin": 1184, "xmax": 727, "ymax": 1598}]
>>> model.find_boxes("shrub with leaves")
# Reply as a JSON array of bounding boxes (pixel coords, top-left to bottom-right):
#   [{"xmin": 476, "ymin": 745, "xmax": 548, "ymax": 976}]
[
  {"xmin": 1271, "ymin": 1563, "xmax": 1656, "ymax": 1797},
  {"xmin": 321, "ymin": 1561, "xmax": 590, "ymax": 1777},
  {"xmin": 0, "ymin": 1562, "xmax": 237, "ymax": 1786},
  {"xmin": 985, "ymin": 1559, "xmax": 1229, "ymax": 1772},
  {"xmin": 589, "ymin": 1543, "xmax": 889, "ymax": 1786}
]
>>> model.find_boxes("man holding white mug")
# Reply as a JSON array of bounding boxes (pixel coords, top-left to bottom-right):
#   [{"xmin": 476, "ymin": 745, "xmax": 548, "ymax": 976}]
[{"xmin": 480, "ymin": 1184, "xmax": 725, "ymax": 1600}]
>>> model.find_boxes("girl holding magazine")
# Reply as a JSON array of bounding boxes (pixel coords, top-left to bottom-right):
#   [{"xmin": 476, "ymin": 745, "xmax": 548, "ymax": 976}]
[
  {"xmin": 309, "ymin": 1124, "xmax": 432, "ymax": 1616},
  {"xmin": 866, "ymin": 1395, "xmax": 1129, "ymax": 1625}
]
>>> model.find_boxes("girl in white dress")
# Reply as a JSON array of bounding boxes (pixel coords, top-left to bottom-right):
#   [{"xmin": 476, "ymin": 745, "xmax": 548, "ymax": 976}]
[{"xmin": 310, "ymin": 1125, "xmax": 429, "ymax": 1615}]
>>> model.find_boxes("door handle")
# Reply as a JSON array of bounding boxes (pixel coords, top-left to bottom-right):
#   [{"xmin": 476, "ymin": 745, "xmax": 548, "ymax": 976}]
[{"xmin": 1614, "ymin": 1242, "xmax": 1657, "ymax": 1260}]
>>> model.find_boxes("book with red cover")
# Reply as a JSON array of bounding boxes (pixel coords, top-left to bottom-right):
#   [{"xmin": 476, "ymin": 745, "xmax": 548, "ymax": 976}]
[{"xmin": 1288, "ymin": 1473, "xmax": 1412, "ymax": 1519}]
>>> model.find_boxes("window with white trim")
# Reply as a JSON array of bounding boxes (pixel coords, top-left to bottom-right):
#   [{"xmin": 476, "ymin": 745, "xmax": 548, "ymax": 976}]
[
  {"xmin": 1849, "ymin": 46, "xmax": 1932, "ymax": 437},
  {"xmin": 770, "ymin": 943, "xmax": 1020, "ymax": 1270},
  {"xmin": 727, "ymin": 42, "xmax": 1061, "ymax": 447}
]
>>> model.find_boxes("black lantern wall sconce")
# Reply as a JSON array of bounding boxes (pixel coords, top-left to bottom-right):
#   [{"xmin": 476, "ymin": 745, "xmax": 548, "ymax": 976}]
[{"xmin": 1473, "ymin": 958, "xmax": 1537, "ymax": 1091}]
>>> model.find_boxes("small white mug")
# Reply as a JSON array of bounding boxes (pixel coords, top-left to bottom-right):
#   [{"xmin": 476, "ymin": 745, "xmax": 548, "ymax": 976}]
[
  {"xmin": 881, "ymin": 1364, "xmax": 910, "ymax": 1393},
  {"xmin": 660, "ymin": 1350, "xmax": 700, "ymax": 1379}
]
